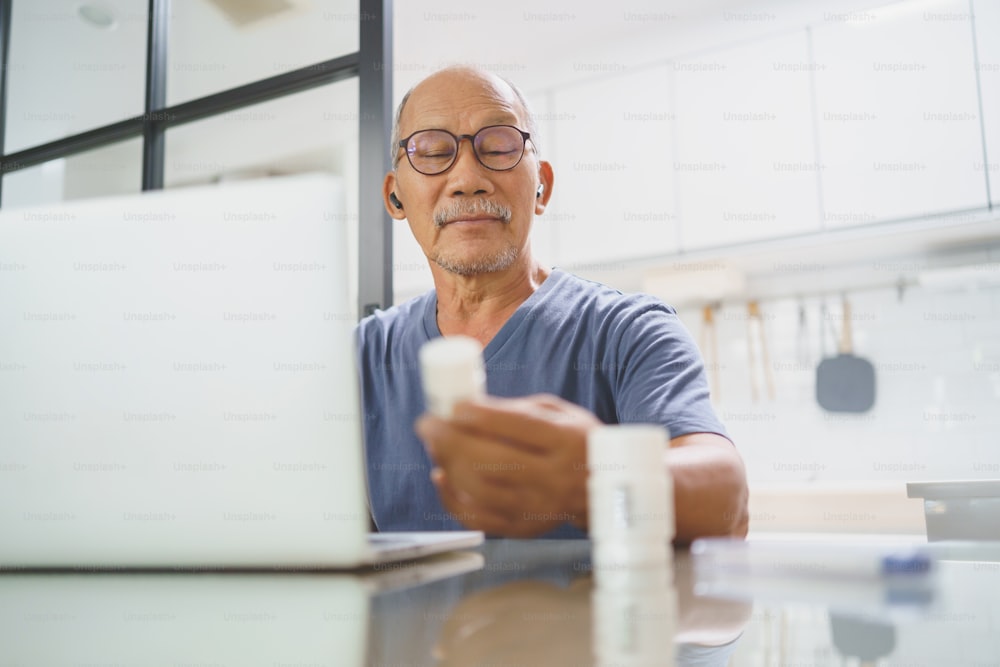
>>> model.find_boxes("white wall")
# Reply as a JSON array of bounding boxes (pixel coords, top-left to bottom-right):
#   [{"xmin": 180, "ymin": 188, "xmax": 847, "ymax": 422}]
[
  {"xmin": 391, "ymin": 0, "xmax": 1000, "ymax": 487},
  {"xmin": 675, "ymin": 278, "xmax": 1000, "ymax": 487},
  {"xmin": 13, "ymin": 0, "xmax": 991, "ymax": 488}
]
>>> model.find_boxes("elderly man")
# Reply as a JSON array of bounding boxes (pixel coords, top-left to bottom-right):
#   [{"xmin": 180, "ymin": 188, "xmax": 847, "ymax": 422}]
[{"xmin": 358, "ymin": 66, "xmax": 748, "ymax": 543}]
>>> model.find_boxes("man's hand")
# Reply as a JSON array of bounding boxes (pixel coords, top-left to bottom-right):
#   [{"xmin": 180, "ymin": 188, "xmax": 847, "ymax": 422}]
[
  {"xmin": 434, "ymin": 579, "xmax": 592, "ymax": 665},
  {"xmin": 415, "ymin": 393, "xmax": 602, "ymax": 538}
]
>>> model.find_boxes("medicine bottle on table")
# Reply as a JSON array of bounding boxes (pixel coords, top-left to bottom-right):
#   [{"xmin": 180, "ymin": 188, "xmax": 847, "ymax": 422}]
[
  {"xmin": 587, "ymin": 424, "xmax": 675, "ymax": 572},
  {"xmin": 588, "ymin": 424, "xmax": 677, "ymax": 666}
]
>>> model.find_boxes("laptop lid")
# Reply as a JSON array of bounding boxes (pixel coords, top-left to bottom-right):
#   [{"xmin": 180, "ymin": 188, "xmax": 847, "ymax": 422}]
[{"xmin": 0, "ymin": 174, "xmax": 379, "ymax": 568}]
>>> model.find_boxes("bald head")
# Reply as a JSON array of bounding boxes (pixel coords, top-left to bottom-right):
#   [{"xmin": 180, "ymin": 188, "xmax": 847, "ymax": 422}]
[{"xmin": 389, "ymin": 66, "xmax": 539, "ymax": 167}]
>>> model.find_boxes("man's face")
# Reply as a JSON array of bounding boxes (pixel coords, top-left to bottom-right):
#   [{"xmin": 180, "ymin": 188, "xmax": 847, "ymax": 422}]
[{"xmin": 384, "ymin": 71, "xmax": 552, "ymax": 278}]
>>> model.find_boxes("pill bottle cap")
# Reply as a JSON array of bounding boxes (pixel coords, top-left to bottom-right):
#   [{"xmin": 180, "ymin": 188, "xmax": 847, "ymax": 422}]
[{"xmin": 588, "ymin": 424, "xmax": 670, "ymax": 474}]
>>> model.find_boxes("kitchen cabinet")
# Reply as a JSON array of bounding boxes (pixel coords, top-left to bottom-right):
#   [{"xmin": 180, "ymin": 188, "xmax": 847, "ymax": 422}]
[
  {"xmin": 811, "ymin": 0, "xmax": 987, "ymax": 226},
  {"xmin": 672, "ymin": 31, "xmax": 821, "ymax": 250},
  {"xmin": 547, "ymin": 64, "xmax": 677, "ymax": 267},
  {"xmin": 973, "ymin": 0, "xmax": 1000, "ymax": 207}
]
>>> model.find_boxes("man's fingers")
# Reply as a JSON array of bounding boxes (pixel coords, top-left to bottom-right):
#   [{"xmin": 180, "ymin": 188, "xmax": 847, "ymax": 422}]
[
  {"xmin": 433, "ymin": 466, "xmax": 562, "ymax": 537},
  {"xmin": 432, "ymin": 469, "xmax": 480, "ymax": 524},
  {"xmin": 431, "ymin": 467, "xmax": 472, "ymax": 504},
  {"xmin": 441, "ymin": 450, "xmax": 536, "ymax": 504},
  {"xmin": 433, "ymin": 474, "xmax": 526, "ymax": 535},
  {"xmin": 451, "ymin": 394, "xmax": 600, "ymax": 450},
  {"xmin": 414, "ymin": 395, "xmax": 596, "ymax": 537},
  {"xmin": 419, "ymin": 414, "xmax": 547, "ymax": 485}
]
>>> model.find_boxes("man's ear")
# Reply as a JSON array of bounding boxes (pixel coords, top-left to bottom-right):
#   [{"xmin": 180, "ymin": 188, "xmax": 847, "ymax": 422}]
[
  {"xmin": 383, "ymin": 172, "xmax": 407, "ymax": 220},
  {"xmin": 534, "ymin": 160, "xmax": 554, "ymax": 215}
]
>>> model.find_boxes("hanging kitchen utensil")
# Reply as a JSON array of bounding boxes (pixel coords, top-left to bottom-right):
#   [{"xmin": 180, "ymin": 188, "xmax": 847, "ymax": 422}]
[
  {"xmin": 816, "ymin": 295, "xmax": 876, "ymax": 413},
  {"xmin": 746, "ymin": 300, "xmax": 775, "ymax": 402},
  {"xmin": 796, "ymin": 301, "xmax": 810, "ymax": 368},
  {"xmin": 699, "ymin": 303, "xmax": 721, "ymax": 402}
]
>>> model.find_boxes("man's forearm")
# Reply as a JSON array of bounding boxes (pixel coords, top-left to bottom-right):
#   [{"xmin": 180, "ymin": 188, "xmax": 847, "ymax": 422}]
[{"xmin": 666, "ymin": 433, "xmax": 749, "ymax": 544}]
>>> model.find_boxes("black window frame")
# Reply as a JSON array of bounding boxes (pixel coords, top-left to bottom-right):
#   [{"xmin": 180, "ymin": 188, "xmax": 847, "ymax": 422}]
[{"xmin": 0, "ymin": 0, "xmax": 394, "ymax": 317}]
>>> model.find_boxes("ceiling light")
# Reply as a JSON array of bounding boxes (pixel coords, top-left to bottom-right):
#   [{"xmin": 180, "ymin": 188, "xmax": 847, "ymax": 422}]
[{"xmin": 77, "ymin": 3, "xmax": 117, "ymax": 30}]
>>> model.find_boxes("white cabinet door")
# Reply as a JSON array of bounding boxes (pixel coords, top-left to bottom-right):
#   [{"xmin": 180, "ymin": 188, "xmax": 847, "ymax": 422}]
[
  {"xmin": 973, "ymin": 0, "xmax": 1000, "ymax": 206},
  {"xmin": 672, "ymin": 31, "xmax": 822, "ymax": 250},
  {"xmin": 811, "ymin": 0, "xmax": 987, "ymax": 226},
  {"xmin": 547, "ymin": 64, "xmax": 677, "ymax": 268}
]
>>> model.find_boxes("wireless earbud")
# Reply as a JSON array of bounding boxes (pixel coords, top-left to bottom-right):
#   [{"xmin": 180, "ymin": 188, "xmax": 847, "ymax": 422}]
[
  {"xmin": 536, "ymin": 184, "xmax": 545, "ymax": 198},
  {"xmin": 389, "ymin": 192, "xmax": 404, "ymax": 210}
]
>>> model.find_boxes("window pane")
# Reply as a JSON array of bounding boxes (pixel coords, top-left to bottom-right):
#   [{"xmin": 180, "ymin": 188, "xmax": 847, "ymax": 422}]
[
  {"xmin": 4, "ymin": 1, "xmax": 147, "ymax": 153},
  {"xmin": 164, "ymin": 79, "xmax": 360, "ymax": 316},
  {"xmin": 1, "ymin": 138, "xmax": 143, "ymax": 210},
  {"xmin": 164, "ymin": 80, "xmax": 358, "ymax": 188},
  {"xmin": 167, "ymin": 0, "xmax": 360, "ymax": 106}
]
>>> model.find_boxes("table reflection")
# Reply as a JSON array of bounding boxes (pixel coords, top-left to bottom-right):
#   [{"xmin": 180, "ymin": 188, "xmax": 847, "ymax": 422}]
[
  {"xmin": 1, "ymin": 572, "xmax": 370, "ymax": 665},
  {"xmin": 421, "ymin": 544, "xmax": 750, "ymax": 667},
  {"xmin": 0, "ymin": 550, "xmax": 483, "ymax": 667},
  {"xmin": 691, "ymin": 540, "xmax": 1000, "ymax": 666},
  {"xmin": 3, "ymin": 540, "xmax": 996, "ymax": 666}
]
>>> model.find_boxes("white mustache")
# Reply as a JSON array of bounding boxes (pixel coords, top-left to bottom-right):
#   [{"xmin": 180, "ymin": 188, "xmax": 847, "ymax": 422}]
[{"xmin": 434, "ymin": 199, "xmax": 512, "ymax": 227}]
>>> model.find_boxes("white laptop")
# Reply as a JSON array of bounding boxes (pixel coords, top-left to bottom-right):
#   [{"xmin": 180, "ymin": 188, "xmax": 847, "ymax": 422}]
[{"xmin": 0, "ymin": 174, "xmax": 482, "ymax": 569}]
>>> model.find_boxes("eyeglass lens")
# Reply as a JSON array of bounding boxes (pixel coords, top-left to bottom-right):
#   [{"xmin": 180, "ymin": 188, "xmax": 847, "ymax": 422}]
[{"xmin": 405, "ymin": 126, "xmax": 525, "ymax": 175}]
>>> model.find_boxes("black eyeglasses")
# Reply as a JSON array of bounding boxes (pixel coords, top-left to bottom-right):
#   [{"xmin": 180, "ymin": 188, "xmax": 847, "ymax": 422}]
[{"xmin": 398, "ymin": 125, "xmax": 531, "ymax": 175}]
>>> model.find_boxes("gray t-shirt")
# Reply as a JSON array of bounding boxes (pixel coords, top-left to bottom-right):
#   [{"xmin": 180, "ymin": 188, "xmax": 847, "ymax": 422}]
[{"xmin": 357, "ymin": 269, "xmax": 728, "ymax": 538}]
